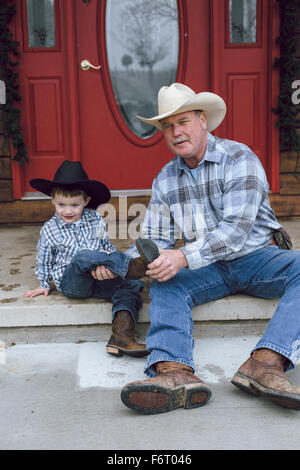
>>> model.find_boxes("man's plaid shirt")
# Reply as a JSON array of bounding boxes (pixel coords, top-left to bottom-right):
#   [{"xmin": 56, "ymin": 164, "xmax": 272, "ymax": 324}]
[
  {"xmin": 35, "ymin": 208, "xmax": 115, "ymax": 291},
  {"xmin": 127, "ymin": 132, "xmax": 281, "ymax": 269}
]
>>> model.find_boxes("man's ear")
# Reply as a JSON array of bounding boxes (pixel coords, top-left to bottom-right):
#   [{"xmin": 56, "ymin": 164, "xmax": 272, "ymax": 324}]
[{"xmin": 200, "ymin": 111, "xmax": 207, "ymax": 130}]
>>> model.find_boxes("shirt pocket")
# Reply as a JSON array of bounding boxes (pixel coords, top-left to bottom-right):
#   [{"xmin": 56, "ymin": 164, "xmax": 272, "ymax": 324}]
[{"xmin": 55, "ymin": 244, "xmax": 71, "ymax": 266}]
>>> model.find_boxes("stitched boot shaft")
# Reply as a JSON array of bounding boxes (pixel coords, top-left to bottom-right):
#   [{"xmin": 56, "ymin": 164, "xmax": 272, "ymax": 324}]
[
  {"xmin": 156, "ymin": 361, "xmax": 194, "ymax": 374},
  {"xmin": 121, "ymin": 361, "xmax": 212, "ymax": 414},
  {"xmin": 126, "ymin": 238, "xmax": 160, "ymax": 280},
  {"xmin": 106, "ymin": 310, "xmax": 149, "ymax": 358},
  {"xmin": 231, "ymin": 349, "xmax": 300, "ymax": 410},
  {"xmin": 126, "ymin": 256, "xmax": 149, "ymax": 280}
]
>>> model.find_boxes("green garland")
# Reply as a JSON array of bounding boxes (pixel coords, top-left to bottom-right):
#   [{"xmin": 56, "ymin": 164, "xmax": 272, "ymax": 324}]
[
  {"xmin": 0, "ymin": 0, "xmax": 29, "ymax": 165},
  {"xmin": 273, "ymin": 0, "xmax": 300, "ymax": 153}
]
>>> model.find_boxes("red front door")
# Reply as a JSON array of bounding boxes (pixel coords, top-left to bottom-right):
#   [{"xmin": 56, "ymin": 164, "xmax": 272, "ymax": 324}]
[
  {"xmin": 13, "ymin": 0, "xmax": 279, "ymax": 196},
  {"xmin": 74, "ymin": 0, "xmax": 212, "ymax": 190}
]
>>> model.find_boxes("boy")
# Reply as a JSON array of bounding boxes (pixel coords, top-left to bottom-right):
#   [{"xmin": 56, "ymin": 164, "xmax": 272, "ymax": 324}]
[{"xmin": 24, "ymin": 160, "xmax": 159, "ymax": 358}]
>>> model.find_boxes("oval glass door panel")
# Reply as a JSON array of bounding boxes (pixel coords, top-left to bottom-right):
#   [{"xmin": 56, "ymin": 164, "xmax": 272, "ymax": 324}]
[{"xmin": 106, "ymin": 0, "xmax": 179, "ymax": 139}]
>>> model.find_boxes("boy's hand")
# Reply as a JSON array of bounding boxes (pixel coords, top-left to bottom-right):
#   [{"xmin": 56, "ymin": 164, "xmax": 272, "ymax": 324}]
[
  {"xmin": 23, "ymin": 287, "xmax": 50, "ymax": 298},
  {"xmin": 91, "ymin": 266, "xmax": 117, "ymax": 281}
]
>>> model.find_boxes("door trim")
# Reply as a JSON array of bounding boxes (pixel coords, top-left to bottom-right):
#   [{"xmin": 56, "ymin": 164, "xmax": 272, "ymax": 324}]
[{"xmin": 210, "ymin": 0, "xmax": 280, "ymax": 193}]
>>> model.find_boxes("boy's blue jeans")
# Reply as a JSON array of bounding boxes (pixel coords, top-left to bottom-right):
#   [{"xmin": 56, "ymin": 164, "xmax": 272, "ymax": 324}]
[
  {"xmin": 59, "ymin": 249, "xmax": 143, "ymax": 323},
  {"xmin": 144, "ymin": 246, "xmax": 300, "ymax": 377}
]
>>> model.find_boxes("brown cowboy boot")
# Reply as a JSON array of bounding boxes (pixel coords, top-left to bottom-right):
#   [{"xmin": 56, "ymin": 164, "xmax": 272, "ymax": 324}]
[
  {"xmin": 126, "ymin": 238, "xmax": 160, "ymax": 280},
  {"xmin": 231, "ymin": 348, "xmax": 300, "ymax": 410},
  {"xmin": 121, "ymin": 361, "xmax": 212, "ymax": 414},
  {"xmin": 106, "ymin": 310, "xmax": 149, "ymax": 358}
]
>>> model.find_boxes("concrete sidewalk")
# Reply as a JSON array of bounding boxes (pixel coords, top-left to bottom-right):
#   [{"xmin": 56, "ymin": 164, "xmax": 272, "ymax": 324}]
[{"xmin": 1, "ymin": 322, "xmax": 300, "ymax": 451}]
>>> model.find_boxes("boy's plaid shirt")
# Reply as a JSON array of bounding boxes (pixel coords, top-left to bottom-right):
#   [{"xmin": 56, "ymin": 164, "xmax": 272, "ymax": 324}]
[
  {"xmin": 127, "ymin": 132, "xmax": 281, "ymax": 269},
  {"xmin": 35, "ymin": 208, "xmax": 115, "ymax": 291}
]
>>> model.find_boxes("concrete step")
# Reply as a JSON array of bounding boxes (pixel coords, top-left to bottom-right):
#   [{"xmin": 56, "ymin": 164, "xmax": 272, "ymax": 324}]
[
  {"xmin": 0, "ymin": 290, "xmax": 278, "ymax": 327},
  {"xmin": 0, "ymin": 289, "xmax": 278, "ymax": 345},
  {"xmin": 1, "ymin": 219, "xmax": 299, "ymax": 343}
]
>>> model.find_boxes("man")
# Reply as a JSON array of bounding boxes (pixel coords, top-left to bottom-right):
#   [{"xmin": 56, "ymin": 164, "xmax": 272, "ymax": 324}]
[{"xmin": 95, "ymin": 83, "xmax": 300, "ymax": 414}]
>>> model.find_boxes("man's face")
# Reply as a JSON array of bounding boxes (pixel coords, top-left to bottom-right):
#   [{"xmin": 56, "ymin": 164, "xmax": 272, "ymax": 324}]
[{"xmin": 160, "ymin": 111, "xmax": 208, "ymax": 167}]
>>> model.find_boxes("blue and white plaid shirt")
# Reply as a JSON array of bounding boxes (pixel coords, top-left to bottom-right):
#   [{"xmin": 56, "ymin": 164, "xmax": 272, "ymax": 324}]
[
  {"xmin": 35, "ymin": 208, "xmax": 115, "ymax": 291},
  {"xmin": 126, "ymin": 132, "xmax": 281, "ymax": 269}
]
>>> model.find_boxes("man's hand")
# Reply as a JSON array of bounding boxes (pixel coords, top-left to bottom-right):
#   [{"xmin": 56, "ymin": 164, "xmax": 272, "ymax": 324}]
[
  {"xmin": 146, "ymin": 249, "xmax": 188, "ymax": 282},
  {"xmin": 91, "ymin": 266, "xmax": 117, "ymax": 281},
  {"xmin": 24, "ymin": 287, "xmax": 50, "ymax": 298}
]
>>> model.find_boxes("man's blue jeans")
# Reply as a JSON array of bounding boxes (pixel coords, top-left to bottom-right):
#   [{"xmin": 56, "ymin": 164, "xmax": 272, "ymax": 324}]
[
  {"xmin": 145, "ymin": 246, "xmax": 300, "ymax": 377},
  {"xmin": 59, "ymin": 249, "xmax": 143, "ymax": 323}
]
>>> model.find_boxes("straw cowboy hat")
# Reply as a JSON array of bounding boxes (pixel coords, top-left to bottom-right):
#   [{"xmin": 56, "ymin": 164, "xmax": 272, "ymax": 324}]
[
  {"xmin": 137, "ymin": 82, "xmax": 226, "ymax": 132},
  {"xmin": 30, "ymin": 160, "xmax": 111, "ymax": 209}
]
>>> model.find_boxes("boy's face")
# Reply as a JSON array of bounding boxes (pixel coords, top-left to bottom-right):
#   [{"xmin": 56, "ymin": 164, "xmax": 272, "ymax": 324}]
[{"xmin": 52, "ymin": 193, "xmax": 90, "ymax": 224}]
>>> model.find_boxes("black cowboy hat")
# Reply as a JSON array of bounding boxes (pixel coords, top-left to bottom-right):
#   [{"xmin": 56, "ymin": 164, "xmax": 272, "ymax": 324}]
[{"xmin": 30, "ymin": 160, "xmax": 111, "ymax": 209}]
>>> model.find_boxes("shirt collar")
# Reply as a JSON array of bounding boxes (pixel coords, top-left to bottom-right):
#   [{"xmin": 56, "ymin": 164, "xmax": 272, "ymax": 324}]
[{"xmin": 177, "ymin": 132, "xmax": 222, "ymax": 174}]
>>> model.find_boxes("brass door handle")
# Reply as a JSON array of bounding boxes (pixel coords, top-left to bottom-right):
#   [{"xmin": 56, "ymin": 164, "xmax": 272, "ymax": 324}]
[{"xmin": 80, "ymin": 60, "xmax": 101, "ymax": 71}]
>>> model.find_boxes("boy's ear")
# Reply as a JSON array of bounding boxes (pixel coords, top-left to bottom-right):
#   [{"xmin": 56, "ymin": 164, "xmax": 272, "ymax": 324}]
[{"xmin": 84, "ymin": 196, "xmax": 91, "ymax": 207}]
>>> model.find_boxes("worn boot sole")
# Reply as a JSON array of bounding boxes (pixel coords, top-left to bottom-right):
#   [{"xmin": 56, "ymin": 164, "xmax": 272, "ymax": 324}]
[
  {"xmin": 106, "ymin": 344, "xmax": 150, "ymax": 358},
  {"xmin": 121, "ymin": 382, "xmax": 211, "ymax": 414},
  {"xmin": 136, "ymin": 237, "xmax": 160, "ymax": 264},
  {"xmin": 231, "ymin": 372, "xmax": 300, "ymax": 410}
]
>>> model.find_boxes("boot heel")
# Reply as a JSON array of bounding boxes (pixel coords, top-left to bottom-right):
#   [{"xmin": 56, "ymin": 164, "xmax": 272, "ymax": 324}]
[
  {"xmin": 184, "ymin": 384, "xmax": 212, "ymax": 409},
  {"xmin": 106, "ymin": 345, "xmax": 123, "ymax": 356},
  {"xmin": 231, "ymin": 373, "xmax": 260, "ymax": 397}
]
